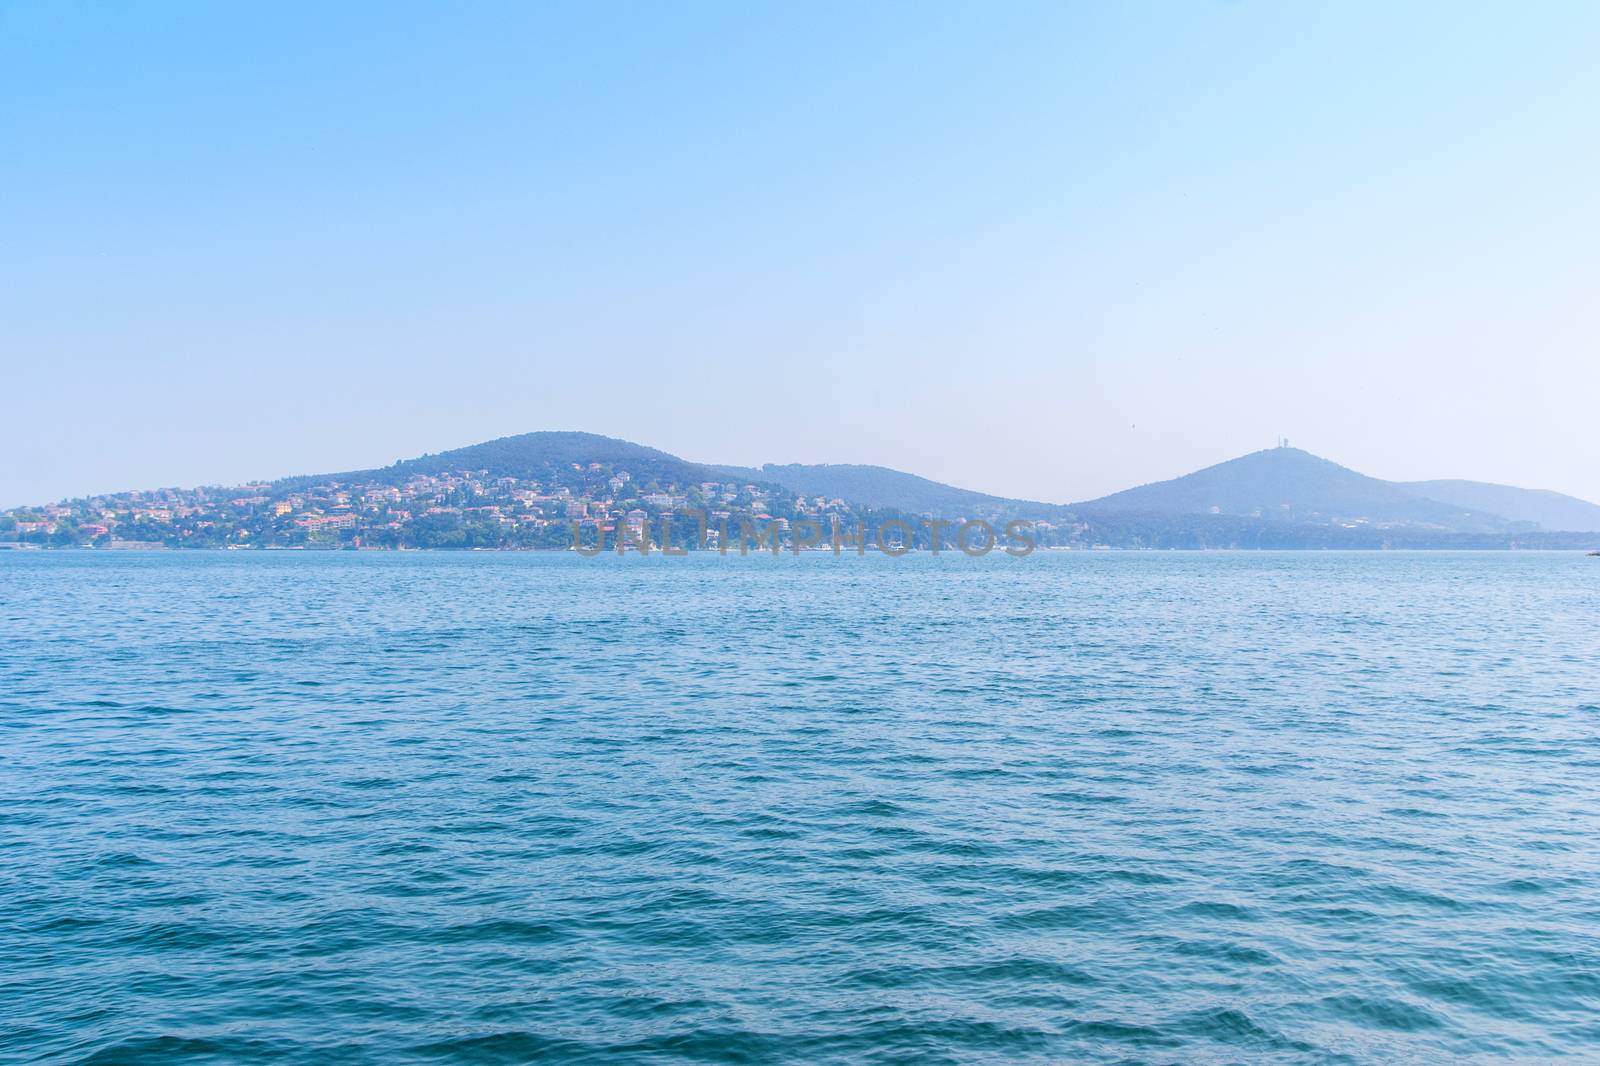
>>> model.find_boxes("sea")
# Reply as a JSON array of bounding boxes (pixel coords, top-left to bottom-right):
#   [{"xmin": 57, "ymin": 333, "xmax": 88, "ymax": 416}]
[{"xmin": 2, "ymin": 550, "xmax": 1598, "ymax": 1063}]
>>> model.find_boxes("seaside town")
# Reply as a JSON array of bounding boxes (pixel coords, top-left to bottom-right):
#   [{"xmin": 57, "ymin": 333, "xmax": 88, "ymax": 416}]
[
  {"xmin": 0, "ymin": 464, "xmax": 864, "ymax": 551},
  {"xmin": 0, "ymin": 459, "xmax": 1057, "ymax": 552}
]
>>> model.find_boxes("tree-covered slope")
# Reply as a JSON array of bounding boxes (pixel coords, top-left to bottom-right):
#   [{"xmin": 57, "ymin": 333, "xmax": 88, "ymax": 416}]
[
  {"xmin": 1074, "ymin": 447, "xmax": 1515, "ymax": 532},
  {"xmin": 306, "ymin": 432, "xmax": 733, "ymax": 490},
  {"xmin": 711, "ymin": 462, "xmax": 1059, "ymax": 517},
  {"xmin": 1398, "ymin": 479, "xmax": 1600, "ymax": 532}
]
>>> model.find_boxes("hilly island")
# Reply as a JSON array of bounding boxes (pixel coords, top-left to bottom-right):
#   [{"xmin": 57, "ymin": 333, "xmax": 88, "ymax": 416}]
[{"xmin": 3, "ymin": 432, "xmax": 1598, "ymax": 551}]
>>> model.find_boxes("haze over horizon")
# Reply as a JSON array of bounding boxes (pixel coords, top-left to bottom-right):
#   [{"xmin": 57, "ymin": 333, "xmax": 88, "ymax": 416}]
[{"xmin": 5, "ymin": 1, "xmax": 1598, "ymax": 509}]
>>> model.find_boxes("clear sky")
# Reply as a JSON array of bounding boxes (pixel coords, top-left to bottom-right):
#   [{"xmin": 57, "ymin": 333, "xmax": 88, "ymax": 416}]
[{"xmin": 4, "ymin": 0, "xmax": 1598, "ymax": 509}]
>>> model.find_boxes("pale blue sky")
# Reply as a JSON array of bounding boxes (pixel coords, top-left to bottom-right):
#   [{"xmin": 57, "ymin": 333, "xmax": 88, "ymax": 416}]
[{"xmin": 4, "ymin": 1, "xmax": 1598, "ymax": 508}]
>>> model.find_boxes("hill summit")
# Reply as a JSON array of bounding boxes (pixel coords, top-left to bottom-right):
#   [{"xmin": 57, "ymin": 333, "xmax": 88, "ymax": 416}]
[
  {"xmin": 307, "ymin": 431, "xmax": 735, "ymax": 493},
  {"xmin": 1075, "ymin": 447, "xmax": 1518, "ymax": 532}
]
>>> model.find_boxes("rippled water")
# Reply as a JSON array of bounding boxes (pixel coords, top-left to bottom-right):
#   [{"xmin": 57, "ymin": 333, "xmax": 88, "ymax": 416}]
[{"xmin": 2, "ymin": 551, "xmax": 1598, "ymax": 1063}]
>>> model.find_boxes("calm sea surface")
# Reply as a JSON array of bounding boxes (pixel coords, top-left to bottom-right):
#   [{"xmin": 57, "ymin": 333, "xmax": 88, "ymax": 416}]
[{"xmin": 2, "ymin": 551, "xmax": 1598, "ymax": 1063}]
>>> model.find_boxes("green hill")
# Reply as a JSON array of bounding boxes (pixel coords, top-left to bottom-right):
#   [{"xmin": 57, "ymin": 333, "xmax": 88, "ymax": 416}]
[
  {"xmin": 714, "ymin": 462, "xmax": 1059, "ymax": 517},
  {"xmin": 1399, "ymin": 479, "xmax": 1600, "ymax": 533},
  {"xmin": 301, "ymin": 431, "xmax": 735, "ymax": 491},
  {"xmin": 1075, "ymin": 447, "xmax": 1517, "ymax": 533}
]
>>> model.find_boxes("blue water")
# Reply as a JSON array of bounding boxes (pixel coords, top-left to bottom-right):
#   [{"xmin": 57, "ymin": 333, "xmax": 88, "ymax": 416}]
[{"xmin": 2, "ymin": 551, "xmax": 1598, "ymax": 1063}]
